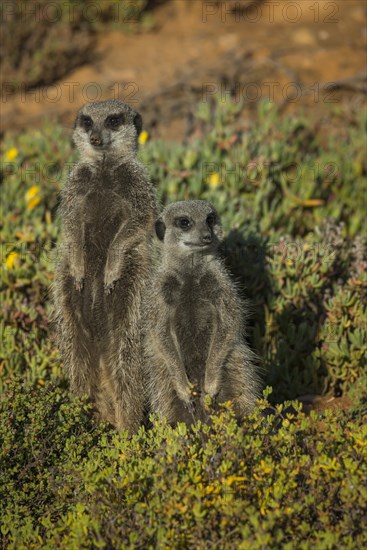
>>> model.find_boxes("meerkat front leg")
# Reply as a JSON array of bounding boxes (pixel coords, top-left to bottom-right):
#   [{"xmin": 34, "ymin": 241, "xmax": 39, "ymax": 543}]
[
  {"xmin": 63, "ymin": 218, "xmax": 85, "ymax": 290},
  {"xmin": 104, "ymin": 226, "xmax": 146, "ymax": 293},
  {"xmin": 152, "ymin": 323, "xmax": 194, "ymax": 406},
  {"xmin": 204, "ymin": 306, "xmax": 236, "ymax": 400},
  {"xmin": 168, "ymin": 323, "xmax": 194, "ymax": 405},
  {"xmin": 104, "ymin": 235, "xmax": 125, "ymax": 293},
  {"xmin": 70, "ymin": 241, "xmax": 85, "ymax": 291}
]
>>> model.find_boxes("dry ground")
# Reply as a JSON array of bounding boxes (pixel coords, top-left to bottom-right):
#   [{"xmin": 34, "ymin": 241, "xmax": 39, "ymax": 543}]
[{"xmin": 2, "ymin": 0, "xmax": 366, "ymax": 139}]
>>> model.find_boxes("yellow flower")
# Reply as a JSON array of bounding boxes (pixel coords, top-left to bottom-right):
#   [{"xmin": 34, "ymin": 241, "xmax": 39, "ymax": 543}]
[
  {"xmin": 5, "ymin": 251, "xmax": 20, "ymax": 270},
  {"xmin": 259, "ymin": 460, "xmax": 272, "ymax": 474},
  {"xmin": 207, "ymin": 172, "xmax": 221, "ymax": 189},
  {"xmin": 25, "ymin": 185, "xmax": 40, "ymax": 202},
  {"xmin": 28, "ymin": 196, "xmax": 41, "ymax": 209},
  {"xmin": 138, "ymin": 130, "xmax": 149, "ymax": 145},
  {"xmin": 25, "ymin": 185, "xmax": 41, "ymax": 210},
  {"xmin": 5, "ymin": 147, "xmax": 18, "ymax": 161}
]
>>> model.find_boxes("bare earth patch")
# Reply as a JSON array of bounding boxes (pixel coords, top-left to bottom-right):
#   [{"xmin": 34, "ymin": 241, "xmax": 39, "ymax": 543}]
[{"xmin": 2, "ymin": 0, "xmax": 366, "ymax": 139}]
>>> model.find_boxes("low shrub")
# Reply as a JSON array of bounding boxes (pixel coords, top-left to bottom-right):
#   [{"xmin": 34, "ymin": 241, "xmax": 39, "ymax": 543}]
[{"xmin": 1, "ymin": 381, "xmax": 366, "ymax": 548}]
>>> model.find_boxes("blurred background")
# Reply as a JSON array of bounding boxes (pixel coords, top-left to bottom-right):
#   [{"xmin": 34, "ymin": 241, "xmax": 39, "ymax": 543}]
[{"xmin": 1, "ymin": 0, "xmax": 366, "ymax": 139}]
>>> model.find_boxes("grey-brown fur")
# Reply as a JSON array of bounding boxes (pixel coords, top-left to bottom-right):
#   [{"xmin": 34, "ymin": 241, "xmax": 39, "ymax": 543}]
[
  {"xmin": 54, "ymin": 100, "xmax": 157, "ymax": 433},
  {"xmin": 144, "ymin": 200, "xmax": 261, "ymax": 425}
]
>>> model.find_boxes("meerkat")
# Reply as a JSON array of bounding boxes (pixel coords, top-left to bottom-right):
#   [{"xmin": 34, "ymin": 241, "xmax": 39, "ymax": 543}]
[
  {"xmin": 54, "ymin": 100, "xmax": 157, "ymax": 433},
  {"xmin": 144, "ymin": 200, "xmax": 261, "ymax": 425}
]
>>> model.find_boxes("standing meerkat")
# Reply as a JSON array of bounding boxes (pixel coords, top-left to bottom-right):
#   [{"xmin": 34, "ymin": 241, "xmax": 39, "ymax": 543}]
[
  {"xmin": 144, "ymin": 200, "xmax": 261, "ymax": 425},
  {"xmin": 54, "ymin": 100, "xmax": 157, "ymax": 433}
]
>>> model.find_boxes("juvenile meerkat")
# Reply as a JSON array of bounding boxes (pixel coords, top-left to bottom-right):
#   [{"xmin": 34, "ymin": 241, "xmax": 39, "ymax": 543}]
[
  {"xmin": 144, "ymin": 200, "xmax": 260, "ymax": 425},
  {"xmin": 54, "ymin": 100, "xmax": 157, "ymax": 433}
]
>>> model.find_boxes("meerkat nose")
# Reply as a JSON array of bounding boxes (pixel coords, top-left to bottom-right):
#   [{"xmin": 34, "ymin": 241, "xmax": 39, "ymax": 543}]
[
  {"xmin": 90, "ymin": 134, "xmax": 103, "ymax": 147},
  {"xmin": 202, "ymin": 233, "xmax": 212, "ymax": 244}
]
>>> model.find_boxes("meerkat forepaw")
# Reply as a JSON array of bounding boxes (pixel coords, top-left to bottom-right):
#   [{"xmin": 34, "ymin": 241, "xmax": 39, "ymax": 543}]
[
  {"xmin": 70, "ymin": 263, "xmax": 85, "ymax": 290},
  {"xmin": 104, "ymin": 281, "xmax": 116, "ymax": 295},
  {"xmin": 73, "ymin": 277, "xmax": 84, "ymax": 291},
  {"xmin": 104, "ymin": 268, "xmax": 121, "ymax": 292}
]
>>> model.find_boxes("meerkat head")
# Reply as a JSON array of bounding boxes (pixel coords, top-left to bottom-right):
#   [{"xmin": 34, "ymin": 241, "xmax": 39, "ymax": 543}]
[
  {"xmin": 155, "ymin": 200, "xmax": 223, "ymax": 258},
  {"xmin": 72, "ymin": 100, "xmax": 143, "ymax": 162}
]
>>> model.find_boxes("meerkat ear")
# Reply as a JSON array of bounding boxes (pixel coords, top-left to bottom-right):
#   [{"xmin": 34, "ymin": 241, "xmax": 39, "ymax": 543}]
[
  {"xmin": 73, "ymin": 113, "xmax": 80, "ymax": 129},
  {"xmin": 133, "ymin": 113, "xmax": 143, "ymax": 136},
  {"xmin": 155, "ymin": 218, "xmax": 166, "ymax": 241}
]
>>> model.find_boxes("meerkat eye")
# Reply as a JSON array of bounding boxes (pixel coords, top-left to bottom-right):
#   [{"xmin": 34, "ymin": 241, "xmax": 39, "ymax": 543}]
[
  {"xmin": 106, "ymin": 114, "xmax": 124, "ymax": 129},
  {"xmin": 81, "ymin": 116, "xmax": 93, "ymax": 130},
  {"xmin": 206, "ymin": 213, "xmax": 216, "ymax": 228},
  {"xmin": 175, "ymin": 217, "xmax": 192, "ymax": 230}
]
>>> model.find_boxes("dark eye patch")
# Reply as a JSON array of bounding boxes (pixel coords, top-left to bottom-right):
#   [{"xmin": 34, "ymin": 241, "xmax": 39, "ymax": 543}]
[
  {"xmin": 175, "ymin": 217, "xmax": 192, "ymax": 230},
  {"xmin": 105, "ymin": 114, "xmax": 124, "ymax": 129},
  {"xmin": 81, "ymin": 115, "xmax": 93, "ymax": 130},
  {"xmin": 206, "ymin": 213, "xmax": 217, "ymax": 227}
]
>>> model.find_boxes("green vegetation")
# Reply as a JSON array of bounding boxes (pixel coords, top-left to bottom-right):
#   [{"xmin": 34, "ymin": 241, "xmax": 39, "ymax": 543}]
[{"xmin": 1, "ymin": 100, "xmax": 366, "ymax": 547}]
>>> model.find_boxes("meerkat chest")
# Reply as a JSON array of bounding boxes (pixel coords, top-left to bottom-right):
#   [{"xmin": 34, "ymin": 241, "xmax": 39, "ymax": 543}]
[
  {"xmin": 83, "ymin": 190, "xmax": 125, "ymax": 225},
  {"xmin": 81, "ymin": 171, "xmax": 130, "ymax": 243},
  {"xmin": 172, "ymin": 277, "xmax": 215, "ymax": 376},
  {"xmin": 164, "ymin": 271, "xmax": 214, "ymax": 307},
  {"xmin": 172, "ymin": 273, "xmax": 217, "ymax": 343}
]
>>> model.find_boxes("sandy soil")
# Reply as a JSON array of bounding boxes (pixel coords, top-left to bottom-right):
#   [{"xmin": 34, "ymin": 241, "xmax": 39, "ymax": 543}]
[{"xmin": 2, "ymin": 0, "xmax": 366, "ymax": 139}]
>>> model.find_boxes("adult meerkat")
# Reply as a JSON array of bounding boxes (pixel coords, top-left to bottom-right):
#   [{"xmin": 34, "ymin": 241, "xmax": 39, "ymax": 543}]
[
  {"xmin": 144, "ymin": 200, "xmax": 260, "ymax": 425},
  {"xmin": 54, "ymin": 100, "xmax": 157, "ymax": 433}
]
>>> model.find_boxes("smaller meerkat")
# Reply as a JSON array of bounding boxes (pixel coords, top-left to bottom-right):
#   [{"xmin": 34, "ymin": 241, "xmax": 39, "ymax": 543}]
[{"xmin": 144, "ymin": 200, "xmax": 261, "ymax": 425}]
